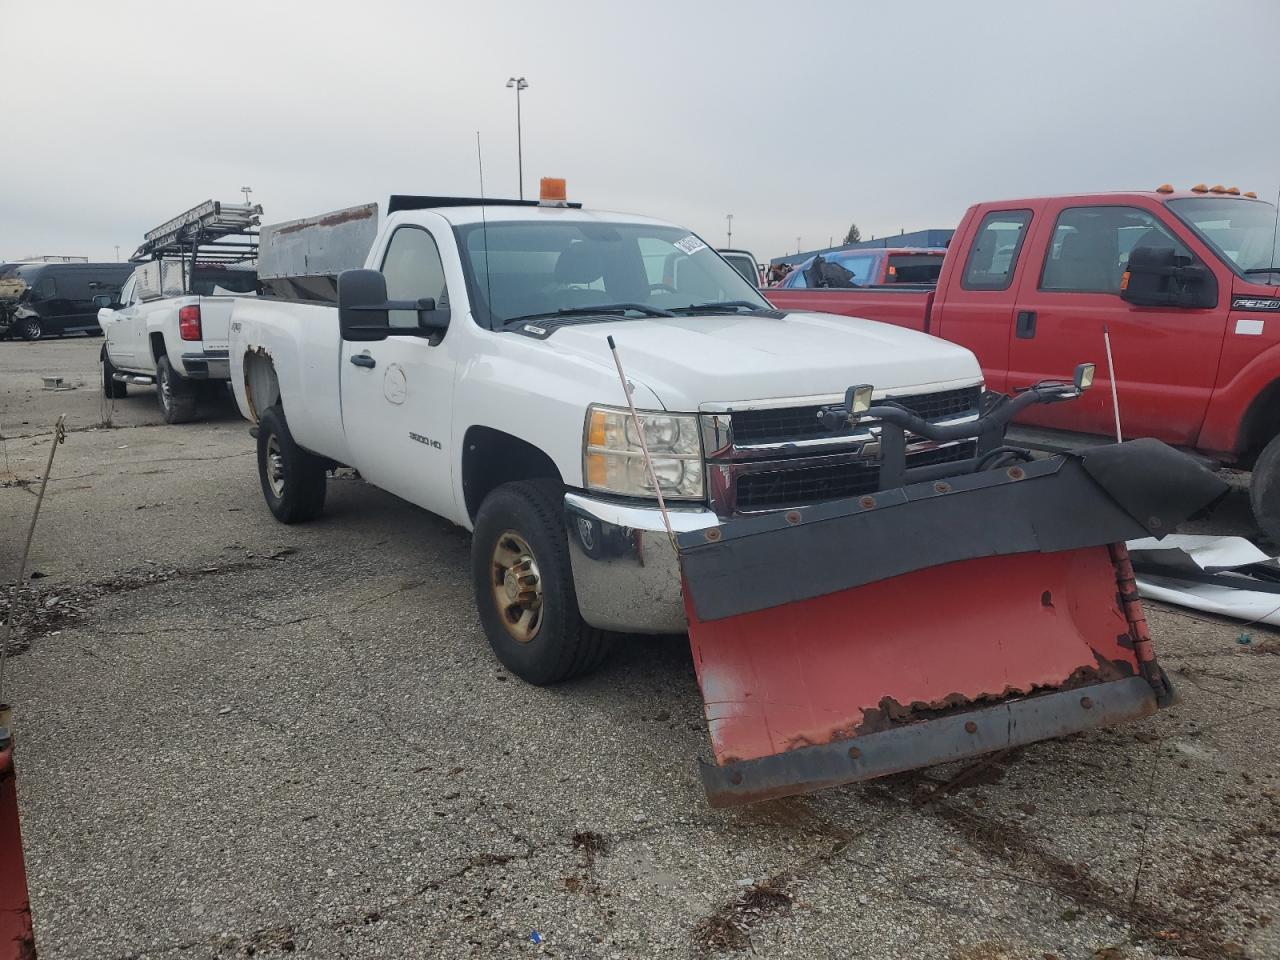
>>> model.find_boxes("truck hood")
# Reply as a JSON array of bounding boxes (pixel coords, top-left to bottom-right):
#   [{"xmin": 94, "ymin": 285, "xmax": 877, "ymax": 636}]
[{"xmin": 545, "ymin": 311, "xmax": 982, "ymax": 409}]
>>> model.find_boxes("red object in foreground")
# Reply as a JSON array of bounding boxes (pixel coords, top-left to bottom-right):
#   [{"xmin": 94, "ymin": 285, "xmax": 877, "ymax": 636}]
[
  {"xmin": 688, "ymin": 545, "xmax": 1160, "ymax": 804},
  {"xmin": 178, "ymin": 304, "xmax": 202, "ymax": 341},
  {"xmin": 0, "ymin": 736, "xmax": 35, "ymax": 960}
]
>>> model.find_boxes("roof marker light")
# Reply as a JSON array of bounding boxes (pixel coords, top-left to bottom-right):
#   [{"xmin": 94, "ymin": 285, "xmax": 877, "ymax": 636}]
[
  {"xmin": 1245, "ymin": 191, "xmax": 1258, "ymax": 199},
  {"xmin": 1226, "ymin": 186, "xmax": 1241, "ymax": 195},
  {"xmin": 1191, "ymin": 183, "xmax": 1208, "ymax": 193},
  {"xmin": 1210, "ymin": 184, "xmax": 1226, "ymax": 194},
  {"xmin": 539, "ymin": 177, "xmax": 568, "ymax": 207},
  {"xmin": 1155, "ymin": 183, "xmax": 1174, "ymax": 194}
]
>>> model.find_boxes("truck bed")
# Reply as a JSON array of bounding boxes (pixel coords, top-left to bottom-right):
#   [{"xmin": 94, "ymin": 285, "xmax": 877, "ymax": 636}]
[{"xmin": 765, "ymin": 285, "xmax": 935, "ymax": 333}]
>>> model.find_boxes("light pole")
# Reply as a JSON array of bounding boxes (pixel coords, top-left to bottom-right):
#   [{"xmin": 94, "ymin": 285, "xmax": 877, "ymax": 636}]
[
  {"xmin": 241, "ymin": 186, "xmax": 253, "ymax": 207},
  {"xmin": 114, "ymin": 245, "xmax": 120, "ymax": 262},
  {"xmin": 506, "ymin": 77, "xmax": 529, "ymax": 199},
  {"xmin": 725, "ymin": 214, "xmax": 733, "ymax": 248}
]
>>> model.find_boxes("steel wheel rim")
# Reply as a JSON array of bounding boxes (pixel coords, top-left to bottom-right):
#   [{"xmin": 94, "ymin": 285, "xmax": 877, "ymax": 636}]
[
  {"xmin": 266, "ymin": 434, "xmax": 286, "ymax": 498},
  {"xmin": 159, "ymin": 366, "xmax": 172, "ymax": 410},
  {"xmin": 490, "ymin": 530, "xmax": 544, "ymax": 644}
]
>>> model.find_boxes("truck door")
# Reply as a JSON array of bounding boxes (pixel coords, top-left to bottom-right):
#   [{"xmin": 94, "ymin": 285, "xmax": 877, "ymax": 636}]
[
  {"xmin": 340, "ymin": 224, "xmax": 458, "ymax": 519},
  {"xmin": 1007, "ymin": 202, "xmax": 1228, "ymax": 444},
  {"xmin": 931, "ymin": 206, "xmax": 1041, "ymax": 393},
  {"xmin": 101, "ymin": 274, "xmax": 138, "ymax": 366}
]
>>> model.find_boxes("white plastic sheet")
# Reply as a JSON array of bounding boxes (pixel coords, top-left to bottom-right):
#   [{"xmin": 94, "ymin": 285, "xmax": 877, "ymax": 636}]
[{"xmin": 1127, "ymin": 534, "xmax": 1280, "ymax": 627}]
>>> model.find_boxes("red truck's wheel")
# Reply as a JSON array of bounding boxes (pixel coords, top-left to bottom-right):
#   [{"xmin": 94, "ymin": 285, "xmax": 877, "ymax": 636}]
[
  {"xmin": 1250, "ymin": 434, "xmax": 1280, "ymax": 545},
  {"xmin": 471, "ymin": 479, "xmax": 613, "ymax": 685},
  {"xmin": 256, "ymin": 405, "xmax": 327, "ymax": 524}
]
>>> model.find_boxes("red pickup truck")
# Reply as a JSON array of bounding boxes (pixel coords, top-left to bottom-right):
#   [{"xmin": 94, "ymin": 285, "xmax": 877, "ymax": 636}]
[{"xmin": 767, "ymin": 187, "xmax": 1280, "ymax": 540}]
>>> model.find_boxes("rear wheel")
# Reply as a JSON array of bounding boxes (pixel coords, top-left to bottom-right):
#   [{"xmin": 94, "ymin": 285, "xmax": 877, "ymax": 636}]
[
  {"xmin": 156, "ymin": 355, "xmax": 198, "ymax": 424},
  {"xmin": 1250, "ymin": 433, "xmax": 1280, "ymax": 544},
  {"xmin": 101, "ymin": 349, "xmax": 127, "ymax": 398},
  {"xmin": 471, "ymin": 479, "xmax": 613, "ymax": 684},
  {"xmin": 20, "ymin": 318, "xmax": 42, "ymax": 341},
  {"xmin": 257, "ymin": 405, "xmax": 327, "ymax": 523}
]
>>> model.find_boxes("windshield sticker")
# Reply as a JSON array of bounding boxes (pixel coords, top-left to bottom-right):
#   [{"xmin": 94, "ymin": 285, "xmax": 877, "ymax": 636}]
[{"xmin": 673, "ymin": 235, "xmax": 708, "ymax": 256}]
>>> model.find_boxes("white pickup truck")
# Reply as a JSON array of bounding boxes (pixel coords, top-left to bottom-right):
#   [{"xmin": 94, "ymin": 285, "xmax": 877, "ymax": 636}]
[
  {"xmin": 229, "ymin": 191, "xmax": 984, "ymax": 684},
  {"xmin": 96, "ymin": 261, "xmax": 257, "ymax": 423}
]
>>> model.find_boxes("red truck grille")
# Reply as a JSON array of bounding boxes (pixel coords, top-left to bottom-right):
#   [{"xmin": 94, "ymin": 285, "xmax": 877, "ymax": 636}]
[
  {"xmin": 729, "ymin": 386, "xmax": 981, "ymax": 445},
  {"xmin": 734, "ymin": 442, "xmax": 975, "ymax": 511}
]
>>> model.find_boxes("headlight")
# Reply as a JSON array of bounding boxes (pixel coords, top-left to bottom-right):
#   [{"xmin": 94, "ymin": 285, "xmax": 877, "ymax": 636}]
[{"xmin": 584, "ymin": 405, "xmax": 704, "ymax": 500}]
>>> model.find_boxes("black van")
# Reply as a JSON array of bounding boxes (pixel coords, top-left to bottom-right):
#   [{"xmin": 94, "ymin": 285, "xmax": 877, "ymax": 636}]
[{"xmin": 0, "ymin": 262, "xmax": 135, "ymax": 340}]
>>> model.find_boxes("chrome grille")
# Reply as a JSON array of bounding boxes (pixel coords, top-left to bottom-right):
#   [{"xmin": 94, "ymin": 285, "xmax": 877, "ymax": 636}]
[{"xmin": 729, "ymin": 385, "xmax": 981, "ymax": 445}]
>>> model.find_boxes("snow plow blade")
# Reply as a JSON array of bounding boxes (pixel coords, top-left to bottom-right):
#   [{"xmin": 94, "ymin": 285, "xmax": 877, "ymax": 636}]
[{"xmin": 679, "ymin": 439, "xmax": 1227, "ymax": 807}]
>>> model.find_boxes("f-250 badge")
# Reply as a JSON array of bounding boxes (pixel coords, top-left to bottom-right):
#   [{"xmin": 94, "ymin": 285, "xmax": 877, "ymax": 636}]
[{"xmin": 409, "ymin": 432, "xmax": 442, "ymax": 450}]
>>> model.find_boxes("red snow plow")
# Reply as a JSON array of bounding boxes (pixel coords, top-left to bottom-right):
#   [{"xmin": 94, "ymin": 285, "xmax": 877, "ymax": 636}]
[{"xmin": 677, "ymin": 371, "xmax": 1228, "ymax": 806}]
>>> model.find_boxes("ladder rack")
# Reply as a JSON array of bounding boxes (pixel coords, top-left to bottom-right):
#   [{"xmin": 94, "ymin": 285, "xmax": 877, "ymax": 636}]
[{"xmin": 131, "ymin": 200, "xmax": 263, "ymax": 264}]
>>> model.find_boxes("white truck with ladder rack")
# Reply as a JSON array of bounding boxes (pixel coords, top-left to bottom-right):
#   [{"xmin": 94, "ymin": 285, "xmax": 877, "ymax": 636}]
[{"xmin": 96, "ymin": 199, "xmax": 261, "ymax": 423}]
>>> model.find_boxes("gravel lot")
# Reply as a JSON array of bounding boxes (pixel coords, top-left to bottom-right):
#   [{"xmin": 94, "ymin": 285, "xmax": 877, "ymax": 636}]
[{"xmin": 2, "ymin": 336, "xmax": 1279, "ymax": 960}]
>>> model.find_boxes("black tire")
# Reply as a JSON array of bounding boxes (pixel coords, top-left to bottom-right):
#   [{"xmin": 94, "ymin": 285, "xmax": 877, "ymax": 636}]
[
  {"xmin": 257, "ymin": 405, "xmax": 327, "ymax": 524},
  {"xmin": 101, "ymin": 349, "xmax": 127, "ymax": 399},
  {"xmin": 20, "ymin": 317, "xmax": 42, "ymax": 341},
  {"xmin": 156, "ymin": 355, "xmax": 198, "ymax": 424},
  {"xmin": 471, "ymin": 479, "xmax": 613, "ymax": 685},
  {"xmin": 1250, "ymin": 433, "xmax": 1280, "ymax": 544}
]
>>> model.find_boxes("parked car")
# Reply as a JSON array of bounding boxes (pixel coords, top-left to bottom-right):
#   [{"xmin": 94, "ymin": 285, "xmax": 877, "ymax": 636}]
[
  {"xmin": 96, "ymin": 261, "xmax": 257, "ymax": 422},
  {"xmin": 717, "ymin": 248, "xmax": 762, "ymax": 286},
  {"xmin": 767, "ymin": 186, "xmax": 1280, "ymax": 540},
  {"xmin": 0, "ymin": 261, "xmax": 133, "ymax": 340},
  {"xmin": 774, "ymin": 247, "xmax": 946, "ymax": 289}
]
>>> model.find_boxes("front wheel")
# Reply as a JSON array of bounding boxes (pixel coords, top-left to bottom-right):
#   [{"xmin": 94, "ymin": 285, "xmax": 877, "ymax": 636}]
[
  {"xmin": 1250, "ymin": 433, "xmax": 1280, "ymax": 544},
  {"xmin": 20, "ymin": 318, "xmax": 42, "ymax": 341},
  {"xmin": 471, "ymin": 479, "xmax": 613, "ymax": 685},
  {"xmin": 256, "ymin": 405, "xmax": 327, "ymax": 524},
  {"xmin": 101, "ymin": 350, "xmax": 127, "ymax": 398}
]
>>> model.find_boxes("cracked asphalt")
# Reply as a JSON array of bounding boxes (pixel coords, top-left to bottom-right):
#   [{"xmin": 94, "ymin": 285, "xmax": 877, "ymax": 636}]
[{"xmin": 3, "ymin": 336, "xmax": 1279, "ymax": 960}]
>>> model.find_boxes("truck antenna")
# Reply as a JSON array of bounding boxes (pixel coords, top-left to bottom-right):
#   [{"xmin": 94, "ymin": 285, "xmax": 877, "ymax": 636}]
[
  {"xmin": 1103, "ymin": 324, "xmax": 1123, "ymax": 444},
  {"xmin": 606, "ymin": 335, "xmax": 678, "ymax": 554},
  {"xmin": 476, "ymin": 131, "xmax": 494, "ymax": 323},
  {"xmin": 1271, "ymin": 183, "xmax": 1280, "ymax": 270}
]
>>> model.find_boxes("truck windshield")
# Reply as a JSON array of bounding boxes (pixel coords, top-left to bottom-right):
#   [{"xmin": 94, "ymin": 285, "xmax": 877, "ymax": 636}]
[
  {"xmin": 456, "ymin": 220, "xmax": 769, "ymax": 327},
  {"xmin": 1167, "ymin": 198, "xmax": 1279, "ymax": 274}
]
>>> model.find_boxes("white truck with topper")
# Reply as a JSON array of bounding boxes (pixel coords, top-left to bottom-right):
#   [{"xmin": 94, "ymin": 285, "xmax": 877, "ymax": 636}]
[{"xmin": 228, "ymin": 186, "xmax": 989, "ymax": 683}]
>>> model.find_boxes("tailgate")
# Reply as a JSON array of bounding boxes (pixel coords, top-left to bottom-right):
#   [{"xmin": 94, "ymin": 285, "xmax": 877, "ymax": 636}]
[
  {"xmin": 196, "ymin": 296, "xmax": 242, "ymax": 353},
  {"xmin": 765, "ymin": 287, "xmax": 933, "ymax": 332}
]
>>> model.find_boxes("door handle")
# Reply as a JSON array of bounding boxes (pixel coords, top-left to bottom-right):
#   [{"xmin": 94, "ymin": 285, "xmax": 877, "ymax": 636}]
[
  {"xmin": 1015, "ymin": 310, "xmax": 1037, "ymax": 339},
  {"xmin": 349, "ymin": 354, "xmax": 376, "ymax": 369}
]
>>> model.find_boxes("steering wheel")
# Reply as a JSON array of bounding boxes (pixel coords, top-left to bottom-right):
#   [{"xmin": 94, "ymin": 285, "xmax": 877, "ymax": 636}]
[{"xmin": 649, "ymin": 283, "xmax": 678, "ymax": 294}]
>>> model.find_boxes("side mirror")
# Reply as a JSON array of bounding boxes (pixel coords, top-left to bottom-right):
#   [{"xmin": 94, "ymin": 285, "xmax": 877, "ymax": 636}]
[
  {"xmin": 338, "ymin": 269, "xmax": 451, "ymax": 342},
  {"xmin": 92, "ymin": 295, "xmax": 113, "ymax": 309},
  {"xmin": 1121, "ymin": 247, "xmax": 1217, "ymax": 309},
  {"xmin": 338, "ymin": 269, "xmax": 391, "ymax": 341}
]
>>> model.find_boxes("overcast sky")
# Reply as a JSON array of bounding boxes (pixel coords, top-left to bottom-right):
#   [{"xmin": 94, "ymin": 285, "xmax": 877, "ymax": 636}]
[{"xmin": 3, "ymin": 0, "xmax": 1277, "ymax": 264}]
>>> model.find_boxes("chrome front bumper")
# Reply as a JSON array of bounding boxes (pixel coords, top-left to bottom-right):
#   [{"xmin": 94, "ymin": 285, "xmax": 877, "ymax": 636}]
[{"xmin": 563, "ymin": 492, "xmax": 718, "ymax": 634}]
